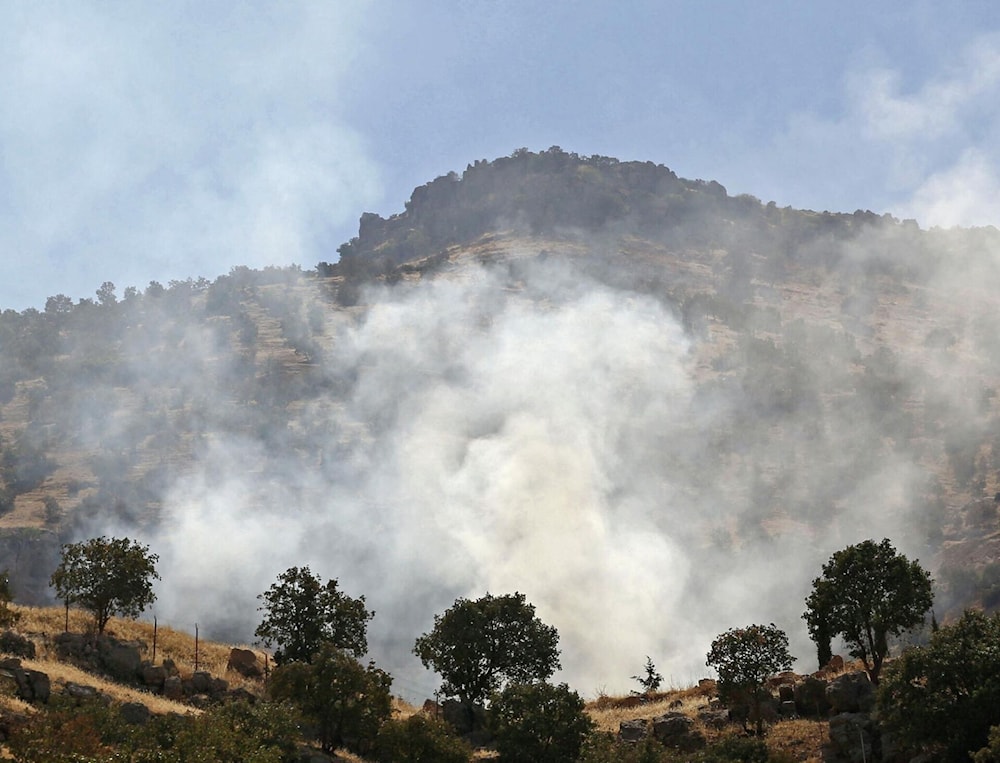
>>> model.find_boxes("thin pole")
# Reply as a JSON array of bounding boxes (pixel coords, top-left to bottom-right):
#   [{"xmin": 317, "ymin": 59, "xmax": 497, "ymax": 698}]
[
  {"xmin": 194, "ymin": 623, "xmax": 199, "ymax": 672},
  {"xmin": 152, "ymin": 616, "xmax": 157, "ymax": 663}
]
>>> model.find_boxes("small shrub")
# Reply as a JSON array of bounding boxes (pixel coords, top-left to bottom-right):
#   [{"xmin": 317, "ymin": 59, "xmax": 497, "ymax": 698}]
[
  {"xmin": 704, "ymin": 735, "xmax": 769, "ymax": 762},
  {"xmin": 376, "ymin": 713, "xmax": 472, "ymax": 763},
  {"xmin": 489, "ymin": 682, "xmax": 594, "ymax": 763}
]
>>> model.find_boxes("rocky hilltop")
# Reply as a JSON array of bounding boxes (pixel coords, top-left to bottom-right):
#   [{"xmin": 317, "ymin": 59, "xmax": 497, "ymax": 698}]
[{"xmin": 1, "ymin": 149, "xmax": 999, "ymax": 669}]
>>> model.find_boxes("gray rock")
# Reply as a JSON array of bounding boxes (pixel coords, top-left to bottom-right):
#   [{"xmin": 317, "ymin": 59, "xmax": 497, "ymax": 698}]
[
  {"xmin": 825, "ymin": 712, "xmax": 873, "ymax": 763},
  {"xmin": 163, "ymin": 675, "xmax": 183, "ymax": 700},
  {"xmin": 795, "ymin": 675, "xmax": 831, "ymax": 716},
  {"xmin": 226, "ymin": 647, "xmax": 263, "ymax": 678},
  {"xmin": 120, "ymin": 701, "xmax": 151, "ymax": 725},
  {"xmin": 619, "ymin": 718, "xmax": 648, "ymax": 742},
  {"xmin": 826, "ymin": 671, "xmax": 874, "ymax": 714}
]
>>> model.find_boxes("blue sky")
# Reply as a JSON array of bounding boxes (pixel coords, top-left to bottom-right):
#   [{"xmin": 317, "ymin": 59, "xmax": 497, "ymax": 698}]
[{"xmin": 3, "ymin": 1, "xmax": 1000, "ymax": 309}]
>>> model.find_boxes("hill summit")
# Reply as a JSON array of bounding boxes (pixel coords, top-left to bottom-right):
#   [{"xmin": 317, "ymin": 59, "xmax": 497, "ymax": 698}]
[{"xmin": 1, "ymin": 148, "xmax": 1000, "ymax": 692}]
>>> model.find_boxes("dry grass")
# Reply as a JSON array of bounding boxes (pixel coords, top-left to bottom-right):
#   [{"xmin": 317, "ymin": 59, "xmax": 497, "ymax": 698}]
[
  {"xmin": 19, "ymin": 656, "xmax": 197, "ymax": 716},
  {"xmin": 765, "ymin": 718, "xmax": 828, "ymax": 763},
  {"xmin": 587, "ymin": 682, "xmax": 829, "ymax": 762},
  {"xmin": 11, "ymin": 604, "xmax": 268, "ymax": 692},
  {"xmin": 13, "ymin": 605, "xmax": 270, "ymax": 690}
]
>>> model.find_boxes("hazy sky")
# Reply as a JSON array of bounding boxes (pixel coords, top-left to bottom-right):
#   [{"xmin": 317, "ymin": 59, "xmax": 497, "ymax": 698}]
[{"xmin": 3, "ymin": 1, "xmax": 1000, "ymax": 309}]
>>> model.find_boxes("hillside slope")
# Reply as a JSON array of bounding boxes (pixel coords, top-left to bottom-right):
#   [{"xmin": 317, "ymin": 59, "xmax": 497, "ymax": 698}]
[{"xmin": 1, "ymin": 148, "xmax": 999, "ymax": 691}]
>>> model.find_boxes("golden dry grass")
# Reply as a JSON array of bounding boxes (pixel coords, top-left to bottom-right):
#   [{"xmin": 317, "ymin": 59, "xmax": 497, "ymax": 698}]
[
  {"xmin": 19, "ymin": 656, "xmax": 197, "ymax": 716},
  {"xmin": 587, "ymin": 682, "xmax": 829, "ymax": 762},
  {"xmin": 12, "ymin": 604, "xmax": 268, "ymax": 689}
]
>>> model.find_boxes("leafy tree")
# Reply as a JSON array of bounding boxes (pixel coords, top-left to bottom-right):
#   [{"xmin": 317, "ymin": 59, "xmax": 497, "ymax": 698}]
[
  {"xmin": 255, "ymin": 565, "xmax": 372, "ymax": 664},
  {"xmin": 489, "ymin": 682, "xmax": 594, "ymax": 763},
  {"xmin": 49, "ymin": 536, "xmax": 159, "ymax": 634},
  {"xmin": 631, "ymin": 655, "xmax": 663, "ymax": 696},
  {"xmin": 269, "ymin": 642, "xmax": 392, "ymax": 755},
  {"xmin": 705, "ymin": 623, "xmax": 793, "ymax": 735},
  {"xmin": 878, "ymin": 609, "xmax": 1000, "ymax": 762},
  {"xmin": 413, "ymin": 592, "xmax": 561, "ymax": 707},
  {"xmin": 375, "ymin": 713, "xmax": 472, "ymax": 763},
  {"xmin": 803, "ymin": 538, "xmax": 933, "ymax": 684}
]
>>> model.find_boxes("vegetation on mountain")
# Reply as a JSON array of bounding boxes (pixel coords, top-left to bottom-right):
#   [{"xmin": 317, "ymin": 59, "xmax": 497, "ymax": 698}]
[
  {"xmin": 803, "ymin": 538, "xmax": 933, "ymax": 684},
  {"xmin": 255, "ymin": 565, "xmax": 372, "ymax": 664},
  {"xmin": 413, "ymin": 591, "xmax": 561, "ymax": 707},
  {"xmin": 878, "ymin": 609, "xmax": 1000, "ymax": 761},
  {"xmin": 268, "ymin": 641, "xmax": 393, "ymax": 755},
  {"xmin": 705, "ymin": 623, "xmax": 794, "ymax": 735},
  {"xmin": 4, "ymin": 147, "xmax": 1000, "ymax": 758},
  {"xmin": 49, "ymin": 536, "xmax": 159, "ymax": 634},
  {"xmin": 375, "ymin": 713, "xmax": 473, "ymax": 763},
  {"xmin": 488, "ymin": 681, "xmax": 594, "ymax": 763},
  {"xmin": 631, "ymin": 655, "xmax": 664, "ymax": 697}
]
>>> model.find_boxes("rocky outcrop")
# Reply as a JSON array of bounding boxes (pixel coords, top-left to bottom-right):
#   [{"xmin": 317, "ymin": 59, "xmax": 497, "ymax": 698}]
[
  {"xmin": 826, "ymin": 671, "xmax": 875, "ymax": 714},
  {"xmin": 226, "ymin": 647, "xmax": 264, "ymax": 678},
  {"xmin": 0, "ymin": 657, "xmax": 49, "ymax": 703},
  {"xmin": 651, "ymin": 712, "xmax": 706, "ymax": 751},
  {"xmin": 824, "ymin": 712, "xmax": 875, "ymax": 763}
]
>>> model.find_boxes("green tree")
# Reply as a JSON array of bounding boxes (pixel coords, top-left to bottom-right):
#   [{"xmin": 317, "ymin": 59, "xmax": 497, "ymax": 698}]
[
  {"xmin": 878, "ymin": 609, "xmax": 1000, "ymax": 762},
  {"xmin": 489, "ymin": 682, "xmax": 594, "ymax": 763},
  {"xmin": 255, "ymin": 566, "xmax": 372, "ymax": 664},
  {"xmin": 269, "ymin": 642, "xmax": 392, "ymax": 755},
  {"xmin": 631, "ymin": 656, "xmax": 663, "ymax": 696},
  {"xmin": 49, "ymin": 536, "xmax": 159, "ymax": 634},
  {"xmin": 803, "ymin": 538, "xmax": 933, "ymax": 684},
  {"xmin": 413, "ymin": 592, "xmax": 560, "ymax": 707},
  {"xmin": 705, "ymin": 623, "xmax": 793, "ymax": 735},
  {"xmin": 375, "ymin": 713, "xmax": 472, "ymax": 763}
]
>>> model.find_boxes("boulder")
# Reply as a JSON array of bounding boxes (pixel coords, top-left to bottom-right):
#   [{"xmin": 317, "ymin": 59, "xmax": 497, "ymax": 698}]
[
  {"xmin": 119, "ymin": 702, "xmax": 151, "ymax": 725},
  {"xmin": 226, "ymin": 647, "xmax": 263, "ymax": 679},
  {"xmin": 825, "ymin": 712, "xmax": 873, "ymax": 763},
  {"xmin": 141, "ymin": 663, "xmax": 167, "ymax": 690},
  {"xmin": 826, "ymin": 672, "xmax": 874, "ymax": 714},
  {"xmin": 162, "ymin": 675, "xmax": 184, "ymax": 700},
  {"xmin": 651, "ymin": 712, "xmax": 705, "ymax": 751},
  {"xmin": 619, "ymin": 718, "xmax": 648, "ymax": 742},
  {"xmin": 697, "ymin": 708, "xmax": 730, "ymax": 729},
  {"xmin": 794, "ymin": 675, "xmax": 831, "ymax": 717},
  {"xmin": 0, "ymin": 658, "xmax": 49, "ymax": 703},
  {"xmin": 190, "ymin": 671, "xmax": 214, "ymax": 694},
  {"xmin": 97, "ymin": 638, "xmax": 143, "ymax": 682}
]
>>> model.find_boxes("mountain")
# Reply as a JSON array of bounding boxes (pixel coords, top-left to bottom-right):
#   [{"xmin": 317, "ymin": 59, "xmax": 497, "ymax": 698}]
[{"xmin": 2, "ymin": 147, "xmax": 1000, "ymax": 691}]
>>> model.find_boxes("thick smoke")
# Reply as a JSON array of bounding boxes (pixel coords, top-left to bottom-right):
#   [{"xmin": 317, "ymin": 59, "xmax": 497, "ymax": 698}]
[{"xmin": 131, "ymin": 230, "xmax": 990, "ymax": 699}]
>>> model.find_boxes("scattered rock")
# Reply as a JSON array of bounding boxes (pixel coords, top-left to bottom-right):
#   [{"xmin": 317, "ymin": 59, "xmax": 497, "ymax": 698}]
[
  {"xmin": 826, "ymin": 671, "xmax": 874, "ymax": 714},
  {"xmin": 825, "ymin": 712, "xmax": 873, "ymax": 763},
  {"xmin": 651, "ymin": 712, "xmax": 705, "ymax": 751},
  {"xmin": 119, "ymin": 701, "xmax": 151, "ymax": 725},
  {"xmin": 162, "ymin": 675, "xmax": 183, "ymax": 701},
  {"xmin": 226, "ymin": 647, "xmax": 263, "ymax": 679},
  {"xmin": 0, "ymin": 658, "xmax": 49, "ymax": 703},
  {"xmin": 794, "ymin": 675, "xmax": 831, "ymax": 717},
  {"xmin": 619, "ymin": 718, "xmax": 648, "ymax": 742},
  {"xmin": 141, "ymin": 663, "xmax": 167, "ymax": 690}
]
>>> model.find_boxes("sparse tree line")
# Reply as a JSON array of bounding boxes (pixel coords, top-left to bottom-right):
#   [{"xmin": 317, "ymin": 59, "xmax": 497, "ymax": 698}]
[{"xmin": 0, "ymin": 534, "xmax": 992, "ymax": 760}]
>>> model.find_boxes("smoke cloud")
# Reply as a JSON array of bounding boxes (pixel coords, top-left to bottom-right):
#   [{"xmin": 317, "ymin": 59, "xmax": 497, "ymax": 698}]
[{"xmin": 127, "ymin": 225, "xmax": 995, "ymax": 700}]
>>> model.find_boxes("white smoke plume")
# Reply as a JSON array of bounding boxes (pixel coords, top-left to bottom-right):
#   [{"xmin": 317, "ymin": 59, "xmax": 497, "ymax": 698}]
[{"xmin": 136, "ymin": 239, "xmax": 967, "ymax": 699}]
